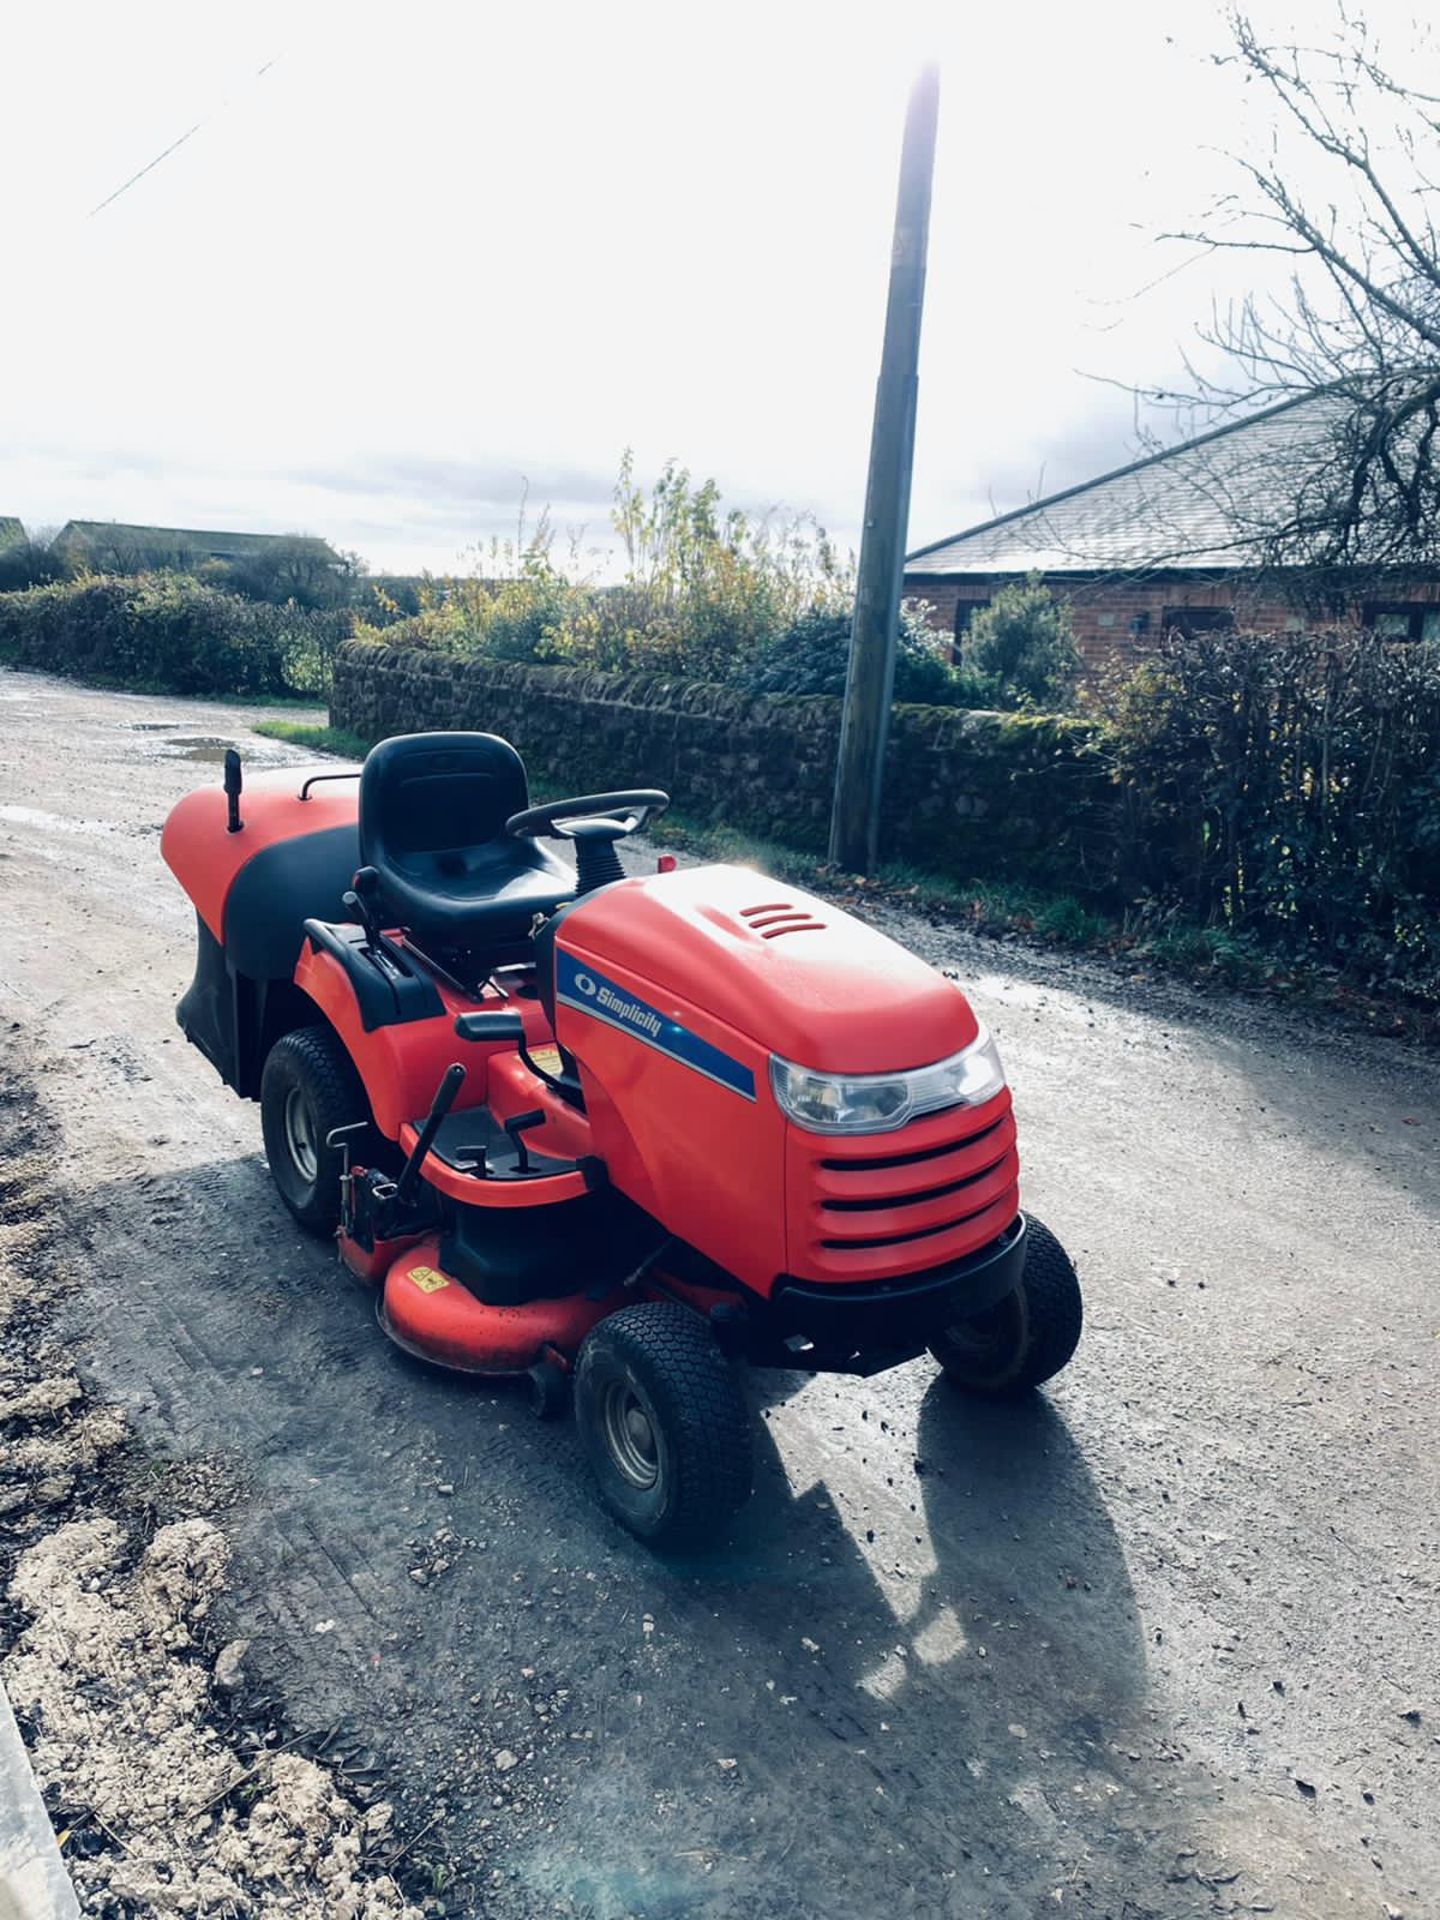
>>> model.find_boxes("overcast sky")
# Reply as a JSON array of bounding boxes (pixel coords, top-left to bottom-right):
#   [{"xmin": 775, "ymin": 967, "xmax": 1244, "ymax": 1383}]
[{"xmin": 0, "ymin": 2, "xmax": 1423, "ymax": 573}]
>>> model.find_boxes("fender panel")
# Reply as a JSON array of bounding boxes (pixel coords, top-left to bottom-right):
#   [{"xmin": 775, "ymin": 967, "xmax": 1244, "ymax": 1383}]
[
  {"xmin": 161, "ymin": 772, "xmax": 359, "ymax": 943},
  {"xmin": 300, "ymin": 919, "xmax": 444, "ymax": 1032}
]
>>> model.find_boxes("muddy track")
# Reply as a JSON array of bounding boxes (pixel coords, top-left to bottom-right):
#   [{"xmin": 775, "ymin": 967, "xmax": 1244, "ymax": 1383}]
[{"xmin": 0, "ymin": 668, "xmax": 1437, "ymax": 1919}]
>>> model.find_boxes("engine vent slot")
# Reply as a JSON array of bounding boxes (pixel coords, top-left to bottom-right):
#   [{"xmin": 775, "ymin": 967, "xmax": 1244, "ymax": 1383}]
[
  {"xmin": 738, "ymin": 900, "xmax": 827, "ymax": 938},
  {"xmin": 820, "ymin": 1114, "xmax": 1006, "ymax": 1174},
  {"xmin": 820, "ymin": 1152, "xmax": 1009, "ymax": 1214},
  {"xmin": 821, "ymin": 1214, "xmax": 981, "ymax": 1252}
]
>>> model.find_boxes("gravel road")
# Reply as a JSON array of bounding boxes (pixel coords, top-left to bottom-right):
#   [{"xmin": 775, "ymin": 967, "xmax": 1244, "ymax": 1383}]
[{"xmin": 1, "ymin": 668, "xmax": 1436, "ymax": 1920}]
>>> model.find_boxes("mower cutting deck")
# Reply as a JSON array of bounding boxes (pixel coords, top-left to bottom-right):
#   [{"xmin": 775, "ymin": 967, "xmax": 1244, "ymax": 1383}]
[{"xmin": 161, "ymin": 731, "xmax": 1082, "ymax": 1547}]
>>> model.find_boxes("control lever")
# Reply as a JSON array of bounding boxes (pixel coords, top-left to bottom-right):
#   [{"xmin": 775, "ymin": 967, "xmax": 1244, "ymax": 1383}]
[
  {"xmin": 344, "ymin": 865, "xmax": 385, "ymax": 951},
  {"xmin": 503, "ymin": 1109, "xmax": 546, "ymax": 1174},
  {"xmin": 454, "ymin": 1012, "xmax": 567, "ymax": 1099},
  {"xmin": 453, "ymin": 1011, "xmax": 524, "ymax": 1043},
  {"xmin": 395, "ymin": 1062, "xmax": 466, "ymax": 1206}
]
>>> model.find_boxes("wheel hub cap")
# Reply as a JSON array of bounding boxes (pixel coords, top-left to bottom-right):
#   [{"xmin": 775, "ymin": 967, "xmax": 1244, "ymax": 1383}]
[
  {"xmin": 601, "ymin": 1384, "xmax": 660, "ymax": 1489},
  {"xmin": 283, "ymin": 1086, "xmax": 319, "ymax": 1184}
]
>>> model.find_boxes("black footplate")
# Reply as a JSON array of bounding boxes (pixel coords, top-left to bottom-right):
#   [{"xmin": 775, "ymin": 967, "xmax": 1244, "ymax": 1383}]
[{"xmin": 418, "ymin": 1104, "xmax": 577, "ymax": 1181}]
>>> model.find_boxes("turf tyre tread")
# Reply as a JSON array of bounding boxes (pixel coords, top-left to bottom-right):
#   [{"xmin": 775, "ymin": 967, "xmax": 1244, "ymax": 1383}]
[
  {"xmin": 260, "ymin": 1025, "xmax": 376, "ymax": 1236},
  {"xmin": 575, "ymin": 1303, "xmax": 752, "ymax": 1549},
  {"xmin": 929, "ymin": 1214, "xmax": 1082, "ymax": 1397}
]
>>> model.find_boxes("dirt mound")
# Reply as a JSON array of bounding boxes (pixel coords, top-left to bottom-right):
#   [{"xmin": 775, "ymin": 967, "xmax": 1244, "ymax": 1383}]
[{"xmin": 0, "ymin": 1056, "xmax": 424, "ymax": 1919}]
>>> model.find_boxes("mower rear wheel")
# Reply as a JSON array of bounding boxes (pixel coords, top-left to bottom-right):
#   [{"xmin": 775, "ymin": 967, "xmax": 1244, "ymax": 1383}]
[
  {"xmin": 929, "ymin": 1216, "xmax": 1082, "ymax": 1397},
  {"xmin": 260, "ymin": 1026, "xmax": 375, "ymax": 1237},
  {"xmin": 574, "ymin": 1304, "xmax": 752, "ymax": 1549}
]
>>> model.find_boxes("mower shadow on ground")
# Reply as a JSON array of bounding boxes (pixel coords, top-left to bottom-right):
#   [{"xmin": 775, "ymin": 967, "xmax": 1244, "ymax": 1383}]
[
  {"xmin": 63, "ymin": 1149, "xmax": 1288, "ymax": 1919},
  {"xmin": 522, "ymin": 1368, "xmax": 1226, "ymax": 1919}
]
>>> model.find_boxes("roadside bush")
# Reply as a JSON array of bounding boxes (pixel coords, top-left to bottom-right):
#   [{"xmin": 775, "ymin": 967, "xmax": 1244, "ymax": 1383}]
[
  {"xmin": 360, "ymin": 576, "xmax": 429, "ymax": 623},
  {"xmin": 352, "ymin": 452, "xmax": 853, "ymax": 685},
  {"xmin": 0, "ymin": 574, "xmax": 348, "ymax": 698},
  {"xmin": 1109, "ymin": 625, "xmax": 1440, "ymax": 999},
  {"xmin": 963, "ymin": 575, "xmax": 1080, "ymax": 709},
  {"xmin": 0, "ymin": 537, "xmax": 70, "ymax": 593},
  {"xmin": 352, "ymin": 557, "xmax": 584, "ymax": 664},
  {"xmin": 217, "ymin": 535, "xmax": 365, "ymax": 610},
  {"xmin": 741, "ymin": 601, "xmax": 997, "ymax": 707}
]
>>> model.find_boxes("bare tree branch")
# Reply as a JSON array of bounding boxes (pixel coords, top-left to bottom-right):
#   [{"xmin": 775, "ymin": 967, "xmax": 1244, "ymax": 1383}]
[{"xmin": 1146, "ymin": 9, "xmax": 1440, "ymax": 587}]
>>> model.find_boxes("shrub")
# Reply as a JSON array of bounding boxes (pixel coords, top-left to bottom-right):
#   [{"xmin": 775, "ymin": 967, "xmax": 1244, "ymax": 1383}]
[
  {"xmin": 360, "ymin": 576, "xmax": 429, "ymax": 624},
  {"xmin": 963, "ymin": 575, "xmax": 1080, "ymax": 708},
  {"xmin": 217, "ymin": 535, "xmax": 364, "ymax": 610},
  {"xmin": 352, "ymin": 453, "xmax": 854, "ymax": 683},
  {"xmin": 0, "ymin": 537, "xmax": 69, "ymax": 593},
  {"xmin": 352, "ymin": 556, "xmax": 585, "ymax": 664},
  {"xmin": 0, "ymin": 574, "xmax": 348, "ymax": 697},
  {"xmin": 741, "ymin": 601, "xmax": 996, "ymax": 706},
  {"xmin": 598, "ymin": 452, "xmax": 849, "ymax": 679},
  {"xmin": 1109, "ymin": 625, "xmax": 1440, "ymax": 998}
]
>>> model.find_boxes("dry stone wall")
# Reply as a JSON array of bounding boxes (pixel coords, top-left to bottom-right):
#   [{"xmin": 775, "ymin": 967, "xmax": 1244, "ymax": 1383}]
[{"xmin": 330, "ymin": 643, "xmax": 1121, "ymax": 894}]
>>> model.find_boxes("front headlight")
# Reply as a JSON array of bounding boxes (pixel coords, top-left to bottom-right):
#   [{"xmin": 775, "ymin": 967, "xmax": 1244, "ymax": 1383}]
[{"xmin": 769, "ymin": 1028, "xmax": 1006, "ymax": 1134}]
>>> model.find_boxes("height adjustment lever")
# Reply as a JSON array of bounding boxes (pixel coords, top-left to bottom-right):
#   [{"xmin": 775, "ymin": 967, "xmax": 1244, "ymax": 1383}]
[
  {"xmin": 503, "ymin": 1109, "xmax": 547, "ymax": 1175},
  {"xmin": 395, "ymin": 1062, "xmax": 466, "ymax": 1206}
]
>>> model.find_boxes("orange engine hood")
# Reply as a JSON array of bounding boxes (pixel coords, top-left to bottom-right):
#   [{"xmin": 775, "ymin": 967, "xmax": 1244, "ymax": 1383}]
[{"xmin": 560, "ymin": 863, "xmax": 977, "ymax": 1075}]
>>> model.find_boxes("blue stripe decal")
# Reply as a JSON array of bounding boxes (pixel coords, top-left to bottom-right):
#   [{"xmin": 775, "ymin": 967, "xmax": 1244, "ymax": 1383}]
[{"xmin": 555, "ymin": 950, "xmax": 756, "ymax": 1100}]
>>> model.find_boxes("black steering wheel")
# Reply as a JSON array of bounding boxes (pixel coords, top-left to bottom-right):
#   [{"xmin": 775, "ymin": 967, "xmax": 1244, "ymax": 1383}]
[{"xmin": 505, "ymin": 789, "xmax": 670, "ymax": 844}]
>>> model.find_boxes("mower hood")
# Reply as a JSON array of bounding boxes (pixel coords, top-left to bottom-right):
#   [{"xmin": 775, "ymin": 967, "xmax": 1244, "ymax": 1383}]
[{"xmin": 556, "ymin": 863, "xmax": 978, "ymax": 1076}]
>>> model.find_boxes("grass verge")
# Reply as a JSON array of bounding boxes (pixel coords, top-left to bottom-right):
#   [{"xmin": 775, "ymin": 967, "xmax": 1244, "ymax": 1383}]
[{"xmin": 252, "ymin": 719, "xmax": 371, "ymax": 758}]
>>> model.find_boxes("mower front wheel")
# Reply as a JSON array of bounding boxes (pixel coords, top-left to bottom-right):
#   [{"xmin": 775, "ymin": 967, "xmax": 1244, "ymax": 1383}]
[
  {"xmin": 929, "ymin": 1216, "xmax": 1083, "ymax": 1397},
  {"xmin": 260, "ymin": 1026, "xmax": 375, "ymax": 1237},
  {"xmin": 574, "ymin": 1304, "xmax": 752, "ymax": 1550}
]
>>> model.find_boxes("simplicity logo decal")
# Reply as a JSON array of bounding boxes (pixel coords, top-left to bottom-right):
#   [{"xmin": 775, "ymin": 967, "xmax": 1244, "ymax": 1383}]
[
  {"xmin": 557, "ymin": 952, "xmax": 755, "ymax": 1100},
  {"xmin": 569, "ymin": 970, "xmax": 664, "ymax": 1041}
]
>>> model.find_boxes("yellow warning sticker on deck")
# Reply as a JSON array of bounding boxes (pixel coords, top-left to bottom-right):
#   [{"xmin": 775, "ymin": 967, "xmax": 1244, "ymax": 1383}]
[
  {"xmin": 529, "ymin": 1045, "xmax": 564, "ymax": 1076},
  {"xmin": 408, "ymin": 1265, "xmax": 449, "ymax": 1293}
]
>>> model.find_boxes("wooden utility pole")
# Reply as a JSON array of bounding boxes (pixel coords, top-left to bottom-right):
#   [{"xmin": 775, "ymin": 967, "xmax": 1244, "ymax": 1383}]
[{"xmin": 829, "ymin": 64, "xmax": 940, "ymax": 873}]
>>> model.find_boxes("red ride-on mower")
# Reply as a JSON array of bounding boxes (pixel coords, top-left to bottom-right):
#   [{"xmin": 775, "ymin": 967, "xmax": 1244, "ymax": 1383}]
[{"xmin": 162, "ymin": 733, "xmax": 1082, "ymax": 1547}]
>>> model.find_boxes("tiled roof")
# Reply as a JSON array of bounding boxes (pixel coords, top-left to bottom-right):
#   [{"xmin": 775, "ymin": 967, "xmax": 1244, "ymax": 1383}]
[
  {"xmin": 908, "ymin": 393, "xmax": 1343, "ymax": 576},
  {"xmin": 54, "ymin": 521, "xmax": 336, "ymax": 560}
]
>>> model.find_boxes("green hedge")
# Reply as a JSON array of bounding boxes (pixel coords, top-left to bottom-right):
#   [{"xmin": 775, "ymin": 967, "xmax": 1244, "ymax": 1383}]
[
  {"xmin": 332, "ymin": 629, "xmax": 1440, "ymax": 1006},
  {"xmin": 1110, "ymin": 626, "xmax": 1440, "ymax": 1000},
  {"xmin": 0, "ymin": 574, "xmax": 349, "ymax": 698}
]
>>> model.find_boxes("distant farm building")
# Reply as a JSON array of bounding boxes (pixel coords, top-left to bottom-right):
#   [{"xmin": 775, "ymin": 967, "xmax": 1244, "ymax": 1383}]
[
  {"xmin": 905, "ymin": 394, "xmax": 1440, "ymax": 672},
  {"xmin": 52, "ymin": 521, "xmax": 340, "ymax": 574}
]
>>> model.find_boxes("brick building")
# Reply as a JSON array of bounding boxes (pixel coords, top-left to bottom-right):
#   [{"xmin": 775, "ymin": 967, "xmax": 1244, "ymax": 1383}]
[{"xmin": 904, "ymin": 393, "xmax": 1440, "ymax": 674}]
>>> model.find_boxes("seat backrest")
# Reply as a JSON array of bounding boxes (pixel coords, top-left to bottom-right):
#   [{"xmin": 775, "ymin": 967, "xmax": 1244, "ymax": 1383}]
[{"xmin": 359, "ymin": 732, "xmax": 529, "ymax": 877}]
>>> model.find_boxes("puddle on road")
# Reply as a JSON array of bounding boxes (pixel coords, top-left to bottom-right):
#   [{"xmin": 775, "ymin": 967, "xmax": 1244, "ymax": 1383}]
[
  {"xmin": 163, "ymin": 736, "xmax": 238, "ymax": 763},
  {"xmin": 126, "ymin": 730, "xmax": 294, "ymax": 767},
  {"xmin": 0, "ymin": 804, "xmax": 118, "ymax": 837}
]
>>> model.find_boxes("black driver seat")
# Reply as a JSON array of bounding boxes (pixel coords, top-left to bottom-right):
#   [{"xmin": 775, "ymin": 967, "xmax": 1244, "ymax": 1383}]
[{"xmin": 358, "ymin": 732, "xmax": 573, "ymax": 963}]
